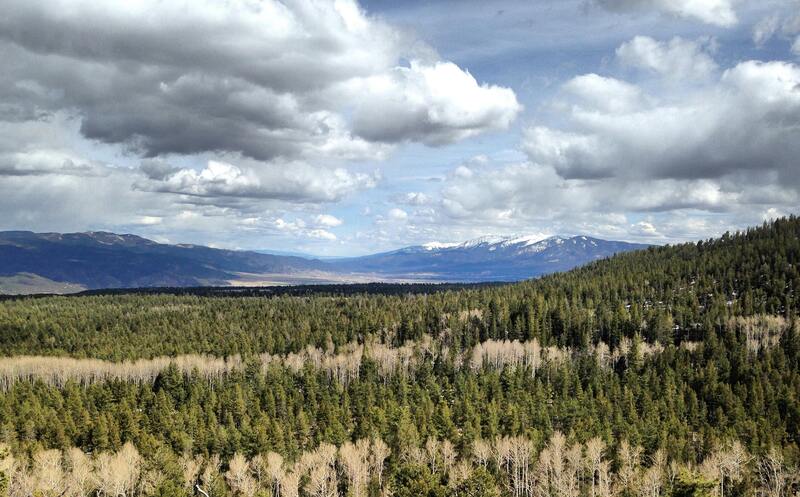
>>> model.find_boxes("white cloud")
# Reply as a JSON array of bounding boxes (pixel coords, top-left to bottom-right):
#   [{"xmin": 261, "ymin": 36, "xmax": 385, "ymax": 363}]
[
  {"xmin": 137, "ymin": 160, "xmax": 378, "ymax": 204},
  {"xmin": 631, "ymin": 221, "xmax": 660, "ymax": 237},
  {"xmin": 308, "ymin": 229, "xmax": 337, "ymax": 241},
  {"xmin": 416, "ymin": 48, "xmax": 800, "ymax": 244},
  {"xmin": 562, "ymin": 74, "xmax": 646, "ymax": 113},
  {"xmin": 387, "ymin": 208, "xmax": 409, "ymax": 221},
  {"xmin": 347, "ymin": 61, "xmax": 521, "ymax": 145},
  {"xmin": 453, "ymin": 165, "xmax": 475, "ymax": 179},
  {"xmin": 616, "ymin": 36, "xmax": 718, "ymax": 80},
  {"xmin": 315, "ymin": 214, "xmax": 343, "ymax": 227},
  {"xmin": 527, "ymin": 55, "xmax": 800, "ymax": 184},
  {"xmin": 595, "ymin": 0, "xmax": 738, "ymax": 27},
  {"xmin": 135, "ymin": 216, "xmax": 163, "ymax": 226},
  {"xmin": 396, "ymin": 192, "xmax": 431, "ymax": 206}
]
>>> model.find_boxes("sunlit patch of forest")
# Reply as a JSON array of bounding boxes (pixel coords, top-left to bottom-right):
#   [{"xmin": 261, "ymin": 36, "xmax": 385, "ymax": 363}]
[{"xmin": 0, "ymin": 217, "xmax": 799, "ymax": 497}]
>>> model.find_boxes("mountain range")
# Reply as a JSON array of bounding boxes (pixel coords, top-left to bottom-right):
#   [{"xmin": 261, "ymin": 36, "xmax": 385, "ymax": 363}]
[{"xmin": 0, "ymin": 230, "xmax": 650, "ymax": 294}]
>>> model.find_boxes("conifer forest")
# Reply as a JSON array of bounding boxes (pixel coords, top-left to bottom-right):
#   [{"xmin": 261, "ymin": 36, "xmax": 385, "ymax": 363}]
[{"xmin": 1, "ymin": 217, "xmax": 799, "ymax": 497}]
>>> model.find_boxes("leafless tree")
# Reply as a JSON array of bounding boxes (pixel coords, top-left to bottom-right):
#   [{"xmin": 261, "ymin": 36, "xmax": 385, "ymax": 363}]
[
  {"xmin": 340, "ymin": 439, "xmax": 370, "ymax": 497},
  {"xmin": 31, "ymin": 449, "xmax": 64, "ymax": 497},
  {"xmin": 615, "ymin": 440, "xmax": 642, "ymax": 497},
  {"xmin": 225, "ymin": 453, "xmax": 257, "ymax": 497},
  {"xmin": 265, "ymin": 452, "xmax": 285, "ymax": 497},
  {"xmin": 473, "ymin": 439, "xmax": 491, "ymax": 469},
  {"xmin": 93, "ymin": 442, "xmax": 141, "ymax": 497},
  {"xmin": 369, "ymin": 438, "xmax": 390, "ymax": 489},
  {"xmin": 757, "ymin": 448, "xmax": 794, "ymax": 497},
  {"xmin": 585, "ymin": 437, "xmax": 606, "ymax": 497}
]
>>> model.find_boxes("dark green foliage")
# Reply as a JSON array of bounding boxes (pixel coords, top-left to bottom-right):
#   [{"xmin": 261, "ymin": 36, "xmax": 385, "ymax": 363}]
[
  {"xmin": 390, "ymin": 464, "xmax": 445, "ymax": 497},
  {"xmin": 671, "ymin": 472, "xmax": 717, "ymax": 497},
  {"xmin": 447, "ymin": 468, "xmax": 500, "ymax": 497}
]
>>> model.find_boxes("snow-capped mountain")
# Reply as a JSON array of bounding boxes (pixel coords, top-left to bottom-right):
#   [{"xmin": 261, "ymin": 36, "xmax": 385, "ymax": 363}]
[
  {"xmin": 329, "ymin": 235, "xmax": 650, "ymax": 282},
  {"xmin": 0, "ymin": 230, "xmax": 650, "ymax": 293}
]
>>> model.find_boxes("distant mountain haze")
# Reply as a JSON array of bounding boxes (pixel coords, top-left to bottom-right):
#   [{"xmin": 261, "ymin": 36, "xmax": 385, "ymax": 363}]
[
  {"xmin": 0, "ymin": 231, "xmax": 649, "ymax": 294},
  {"xmin": 327, "ymin": 234, "xmax": 650, "ymax": 281}
]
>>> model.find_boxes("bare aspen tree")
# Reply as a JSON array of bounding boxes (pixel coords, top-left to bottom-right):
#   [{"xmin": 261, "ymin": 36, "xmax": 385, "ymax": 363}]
[
  {"xmin": 63, "ymin": 448, "xmax": 93, "ymax": 497},
  {"xmin": 563, "ymin": 443, "xmax": 582, "ymax": 497},
  {"xmin": 299, "ymin": 444, "xmax": 337, "ymax": 497},
  {"xmin": 496, "ymin": 436, "xmax": 533, "ymax": 497},
  {"xmin": 757, "ymin": 448, "xmax": 791, "ymax": 497},
  {"xmin": 200, "ymin": 454, "xmax": 222, "ymax": 497},
  {"xmin": 666, "ymin": 461, "xmax": 681, "ymax": 491},
  {"xmin": 369, "ymin": 438, "xmax": 390, "ymax": 489},
  {"xmin": 441, "ymin": 440, "xmax": 457, "ymax": 477},
  {"xmin": 596, "ymin": 460, "xmax": 613, "ymax": 497},
  {"xmin": 534, "ymin": 434, "xmax": 564, "ymax": 497},
  {"xmin": 180, "ymin": 454, "xmax": 203, "ymax": 492},
  {"xmin": 139, "ymin": 469, "xmax": 166, "ymax": 497},
  {"xmin": 404, "ymin": 447, "xmax": 425, "ymax": 467},
  {"xmin": 266, "ymin": 452, "xmax": 285, "ymax": 497},
  {"xmin": 494, "ymin": 436, "xmax": 513, "ymax": 475},
  {"xmin": 94, "ymin": 443, "xmax": 142, "ymax": 497},
  {"xmin": 425, "ymin": 438, "xmax": 440, "ymax": 474},
  {"xmin": 585, "ymin": 438, "xmax": 606, "ymax": 497},
  {"xmin": 615, "ymin": 440, "xmax": 642, "ymax": 497},
  {"xmin": 9, "ymin": 464, "xmax": 34, "ymax": 497},
  {"xmin": 473, "ymin": 439, "xmax": 492, "ymax": 469},
  {"xmin": 306, "ymin": 465, "xmax": 337, "ymax": 497},
  {"xmin": 339, "ymin": 440, "xmax": 370, "ymax": 497},
  {"xmin": 32, "ymin": 449, "xmax": 63, "ymax": 497},
  {"xmin": 225, "ymin": 453, "xmax": 257, "ymax": 497},
  {"xmin": 279, "ymin": 470, "xmax": 300, "ymax": 497},
  {"xmin": 639, "ymin": 466, "xmax": 662, "ymax": 497},
  {"xmin": 250, "ymin": 454, "xmax": 267, "ymax": 490},
  {"xmin": 720, "ymin": 440, "xmax": 749, "ymax": 497}
]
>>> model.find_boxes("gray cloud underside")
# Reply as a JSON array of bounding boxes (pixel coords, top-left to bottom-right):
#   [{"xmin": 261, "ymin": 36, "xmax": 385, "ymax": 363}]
[{"xmin": 0, "ymin": 0, "xmax": 520, "ymax": 161}]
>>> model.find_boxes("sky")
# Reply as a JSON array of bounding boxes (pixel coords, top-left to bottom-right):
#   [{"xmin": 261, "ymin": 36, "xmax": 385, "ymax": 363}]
[{"xmin": 0, "ymin": 0, "xmax": 799, "ymax": 256}]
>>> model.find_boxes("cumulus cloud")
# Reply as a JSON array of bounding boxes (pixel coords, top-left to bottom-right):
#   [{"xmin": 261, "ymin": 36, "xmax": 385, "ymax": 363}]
[
  {"xmin": 136, "ymin": 160, "xmax": 378, "ymax": 204},
  {"xmin": 594, "ymin": 0, "xmax": 738, "ymax": 27},
  {"xmin": 616, "ymin": 36, "xmax": 718, "ymax": 80},
  {"xmin": 0, "ymin": 0, "xmax": 518, "ymax": 161},
  {"xmin": 413, "ymin": 39, "xmax": 800, "ymax": 244},
  {"xmin": 561, "ymin": 74, "xmax": 646, "ymax": 112},
  {"xmin": 395, "ymin": 192, "xmax": 431, "ymax": 206},
  {"xmin": 348, "ymin": 61, "xmax": 521, "ymax": 145},
  {"xmin": 274, "ymin": 217, "xmax": 338, "ymax": 241},
  {"xmin": 526, "ymin": 56, "xmax": 800, "ymax": 185},
  {"xmin": 308, "ymin": 229, "xmax": 338, "ymax": 241},
  {"xmin": 387, "ymin": 208, "xmax": 409, "ymax": 221},
  {"xmin": 315, "ymin": 214, "xmax": 344, "ymax": 227}
]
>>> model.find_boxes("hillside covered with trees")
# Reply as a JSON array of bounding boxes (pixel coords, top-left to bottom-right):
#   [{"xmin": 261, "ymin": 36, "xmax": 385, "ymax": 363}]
[{"xmin": 0, "ymin": 217, "xmax": 799, "ymax": 497}]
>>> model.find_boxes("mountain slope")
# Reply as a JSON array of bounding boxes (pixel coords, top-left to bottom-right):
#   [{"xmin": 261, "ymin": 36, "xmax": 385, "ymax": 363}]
[
  {"xmin": 330, "ymin": 235, "xmax": 650, "ymax": 281},
  {"xmin": 0, "ymin": 230, "xmax": 651, "ymax": 293},
  {"xmin": 0, "ymin": 231, "xmax": 328, "ymax": 291}
]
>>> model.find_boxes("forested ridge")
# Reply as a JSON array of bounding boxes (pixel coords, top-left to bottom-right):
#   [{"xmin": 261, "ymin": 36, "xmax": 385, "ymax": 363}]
[{"xmin": 0, "ymin": 217, "xmax": 799, "ymax": 497}]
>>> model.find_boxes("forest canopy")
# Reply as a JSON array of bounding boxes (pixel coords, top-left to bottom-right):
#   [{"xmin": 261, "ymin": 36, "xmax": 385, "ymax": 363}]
[{"xmin": 0, "ymin": 217, "xmax": 799, "ymax": 497}]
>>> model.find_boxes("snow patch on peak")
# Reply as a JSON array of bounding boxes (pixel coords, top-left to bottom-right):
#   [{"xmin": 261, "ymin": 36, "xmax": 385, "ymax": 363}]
[
  {"xmin": 422, "ymin": 241, "xmax": 460, "ymax": 251},
  {"xmin": 459, "ymin": 235, "xmax": 507, "ymax": 248},
  {"xmin": 501, "ymin": 234, "xmax": 548, "ymax": 247}
]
